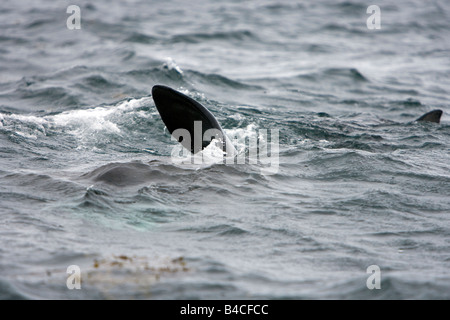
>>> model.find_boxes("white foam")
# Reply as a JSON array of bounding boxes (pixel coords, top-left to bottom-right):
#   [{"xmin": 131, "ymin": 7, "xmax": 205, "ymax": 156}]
[
  {"xmin": 170, "ymin": 138, "xmax": 227, "ymax": 169},
  {"xmin": 0, "ymin": 96, "xmax": 152, "ymax": 144},
  {"xmin": 52, "ymin": 97, "xmax": 150, "ymax": 129},
  {"xmin": 6, "ymin": 113, "xmax": 47, "ymax": 125},
  {"xmin": 163, "ymin": 57, "xmax": 183, "ymax": 74},
  {"xmin": 14, "ymin": 131, "xmax": 38, "ymax": 140},
  {"xmin": 169, "ymin": 123, "xmax": 265, "ymax": 170},
  {"xmin": 224, "ymin": 123, "xmax": 259, "ymax": 155}
]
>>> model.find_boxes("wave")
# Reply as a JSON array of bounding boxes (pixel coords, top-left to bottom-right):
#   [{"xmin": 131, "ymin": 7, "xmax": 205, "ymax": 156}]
[
  {"xmin": 186, "ymin": 70, "xmax": 263, "ymax": 90},
  {"xmin": 123, "ymin": 32, "xmax": 158, "ymax": 44},
  {"xmin": 170, "ymin": 29, "xmax": 257, "ymax": 44},
  {"xmin": 0, "ymin": 96, "xmax": 155, "ymax": 150},
  {"xmin": 178, "ymin": 224, "xmax": 249, "ymax": 237},
  {"xmin": 122, "ymin": 29, "xmax": 257, "ymax": 45},
  {"xmin": 295, "ymin": 67, "xmax": 368, "ymax": 83}
]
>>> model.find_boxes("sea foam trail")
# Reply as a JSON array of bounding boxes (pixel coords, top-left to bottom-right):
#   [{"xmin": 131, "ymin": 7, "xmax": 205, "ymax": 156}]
[
  {"xmin": 0, "ymin": 97, "xmax": 154, "ymax": 142},
  {"xmin": 0, "ymin": 95, "xmax": 264, "ymax": 163}
]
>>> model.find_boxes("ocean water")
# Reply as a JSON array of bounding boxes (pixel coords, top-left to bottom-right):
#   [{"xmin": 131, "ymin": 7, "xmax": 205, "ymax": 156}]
[{"xmin": 0, "ymin": 0, "xmax": 449, "ymax": 300}]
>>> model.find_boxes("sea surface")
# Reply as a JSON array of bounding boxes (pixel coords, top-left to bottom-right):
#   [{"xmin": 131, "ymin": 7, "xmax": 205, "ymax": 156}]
[{"xmin": 0, "ymin": 0, "xmax": 449, "ymax": 299}]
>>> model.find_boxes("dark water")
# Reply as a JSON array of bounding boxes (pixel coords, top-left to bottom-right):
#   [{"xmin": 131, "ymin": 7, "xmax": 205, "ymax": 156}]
[{"xmin": 0, "ymin": 0, "xmax": 449, "ymax": 299}]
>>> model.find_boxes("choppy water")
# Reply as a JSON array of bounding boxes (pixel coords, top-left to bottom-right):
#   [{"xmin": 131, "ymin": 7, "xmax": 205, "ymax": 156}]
[{"xmin": 1, "ymin": 0, "xmax": 449, "ymax": 299}]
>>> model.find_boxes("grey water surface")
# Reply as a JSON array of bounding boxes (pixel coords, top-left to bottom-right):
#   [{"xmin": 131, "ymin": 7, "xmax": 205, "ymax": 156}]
[{"xmin": 0, "ymin": 0, "xmax": 449, "ymax": 299}]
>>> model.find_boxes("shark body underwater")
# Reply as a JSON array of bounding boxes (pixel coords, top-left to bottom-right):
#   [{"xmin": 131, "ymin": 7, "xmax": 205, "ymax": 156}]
[{"xmin": 86, "ymin": 85, "xmax": 444, "ymax": 186}]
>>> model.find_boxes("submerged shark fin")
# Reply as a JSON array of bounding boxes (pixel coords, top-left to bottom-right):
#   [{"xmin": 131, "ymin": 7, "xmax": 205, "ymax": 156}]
[{"xmin": 416, "ymin": 109, "xmax": 443, "ymax": 124}]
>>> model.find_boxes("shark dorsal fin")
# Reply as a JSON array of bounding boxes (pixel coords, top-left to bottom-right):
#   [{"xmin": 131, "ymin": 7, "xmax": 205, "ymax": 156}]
[
  {"xmin": 152, "ymin": 85, "xmax": 236, "ymax": 156},
  {"xmin": 416, "ymin": 109, "xmax": 443, "ymax": 124}
]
